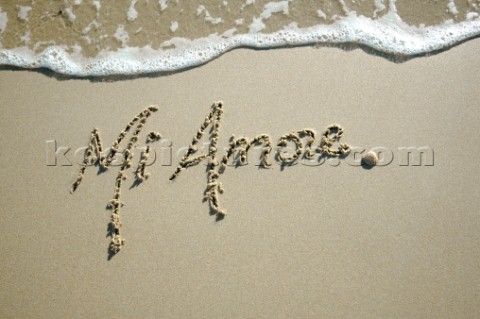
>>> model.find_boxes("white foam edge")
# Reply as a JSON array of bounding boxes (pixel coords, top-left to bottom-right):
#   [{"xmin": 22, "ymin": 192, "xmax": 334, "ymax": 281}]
[{"xmin": 0, "ymin": 12, "xmax": 479, "ymax": 76}]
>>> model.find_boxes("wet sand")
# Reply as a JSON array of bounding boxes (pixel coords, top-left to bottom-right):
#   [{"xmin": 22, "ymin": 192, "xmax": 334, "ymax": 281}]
[{"xmin": 1, "ymin": 0, "xmax": 478, "ymax": 57}]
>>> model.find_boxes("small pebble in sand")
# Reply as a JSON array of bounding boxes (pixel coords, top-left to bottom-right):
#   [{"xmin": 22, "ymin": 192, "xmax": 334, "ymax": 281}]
[{"xmin": 362, "ymin": 151, "xmax": 378, "ymax": 166}]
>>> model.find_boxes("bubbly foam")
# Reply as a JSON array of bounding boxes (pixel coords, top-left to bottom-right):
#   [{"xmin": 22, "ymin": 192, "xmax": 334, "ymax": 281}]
[
  {"xmin": 0, "ymin": 1, "xmax": 479, "ymax": 76},
  {"xmin": 0, "ymin": 8, "xmax": 7, "ymax": 35}
]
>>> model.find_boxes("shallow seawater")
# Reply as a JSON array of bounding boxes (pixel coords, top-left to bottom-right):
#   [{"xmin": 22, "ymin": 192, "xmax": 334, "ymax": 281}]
[{"xmin": 0, "ymin": 0, "xmax": 479, "ymax": 76}]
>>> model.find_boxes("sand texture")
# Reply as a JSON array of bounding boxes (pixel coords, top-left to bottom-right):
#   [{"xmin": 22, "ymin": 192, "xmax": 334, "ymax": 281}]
[{"xmin": 1, "ymin": 40, "xmax": 480, "ymax": 318}]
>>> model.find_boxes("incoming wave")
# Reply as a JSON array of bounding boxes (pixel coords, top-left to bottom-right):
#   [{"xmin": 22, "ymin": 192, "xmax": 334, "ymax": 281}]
[{"xmin": 0, "ymin": 0, "xmax": 479, "ymax": 76}]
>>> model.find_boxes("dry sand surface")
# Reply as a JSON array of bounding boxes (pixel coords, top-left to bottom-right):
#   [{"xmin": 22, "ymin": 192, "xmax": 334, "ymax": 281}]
[{"xmin": 1, "ymin": 39, "xmax": 480, "ymax": 318}]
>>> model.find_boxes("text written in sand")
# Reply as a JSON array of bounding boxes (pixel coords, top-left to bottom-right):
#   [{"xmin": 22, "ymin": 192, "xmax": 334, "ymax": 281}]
[{"xmin": 71, "ymin": 102, "xmax": 352, "ymax": 256}]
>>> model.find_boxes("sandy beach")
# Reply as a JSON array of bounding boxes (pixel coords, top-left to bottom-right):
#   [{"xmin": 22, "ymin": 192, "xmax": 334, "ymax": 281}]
[{"xmin": 1, "ymin": 36, "xmax": 480, "ymax": 318}]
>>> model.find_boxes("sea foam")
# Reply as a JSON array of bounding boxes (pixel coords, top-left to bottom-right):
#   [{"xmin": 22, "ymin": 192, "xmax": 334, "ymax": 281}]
[{"xmin": 0, "ymin": 2, "xmax": 479, "ymax": 77}]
